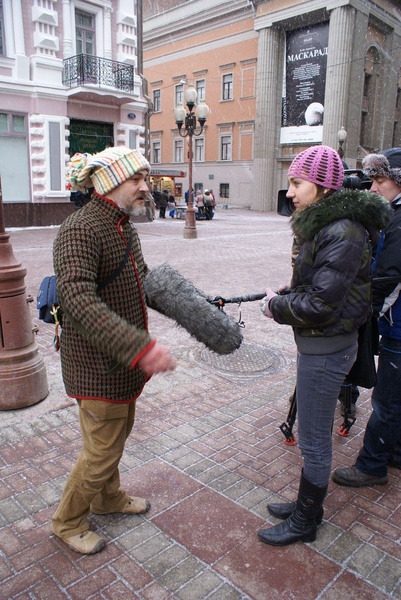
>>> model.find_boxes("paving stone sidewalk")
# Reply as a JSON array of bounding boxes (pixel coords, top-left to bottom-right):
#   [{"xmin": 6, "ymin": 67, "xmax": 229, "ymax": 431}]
[{"xmin": 0, "ymin": 209, "xmax": 400, "ymax": 599}]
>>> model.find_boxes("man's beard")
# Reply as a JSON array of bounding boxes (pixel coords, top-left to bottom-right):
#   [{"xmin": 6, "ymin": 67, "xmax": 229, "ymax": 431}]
[
  {"xmin": 130, "ymin": 204, "xmax": 147, "ymax": 217},
  {"xmin": 119, "ymin": 194, "xmax": 148, "ymax": 218}
]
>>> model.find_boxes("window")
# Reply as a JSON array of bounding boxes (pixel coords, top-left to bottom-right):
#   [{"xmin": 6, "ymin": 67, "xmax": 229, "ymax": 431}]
[
  {"xmin": 220, "ymin": 135, "xmax": 232, "ymax": 161},
  {"xmin": 194, "ymin": 137, "xmax": 204, "ymax": 162},
  {"xmin": 152, "ymin": 141, "xmax": 161, "ymax": 164},
  {"xmin": 0, "ymin": 112, "xmax": 26, "ymax": 135},
  {"xmin": 175, "ymin": 84, "xmax": 184, "ymax": 107},
  {"xmin": 153, "ymin": 89, "xmax": 161, "ymax": 112},
  {"xmin": 49, "ymin": 122, "xmax": 62, "ymax": 191},
  {"xmin": 220, "ymin": 183, "xmax": 229, "ymax": 198},
  {"xmin": 76, "ymin": 9, "xmax": 96, "ymax": 55},
  {"xmin": 174, "ymin": 139, "xmax": 183, "ymax": 163},
  {"xmin": 0, "ymin": 111, "xmax": 30, "ymax": 202},
  {"xmin": 0, "ymin": 0, "xmax": 5, "ymax": 56},
  {"xmin": 196, "ymin": 79, "xmax": 205, "ymax": 103},
  {"xmin": 222, "ymin": 74, "xmax": 233, "ymax": 101},
  {"xmin": 129, "ymin": 130, "xmax": 137, "ymax": 149}
]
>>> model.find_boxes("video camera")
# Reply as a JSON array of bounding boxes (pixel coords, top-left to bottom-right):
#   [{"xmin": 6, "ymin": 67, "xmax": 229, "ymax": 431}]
[{"xmin": 277, "ymin": 169, "xmax": 372, "ymax": 217}]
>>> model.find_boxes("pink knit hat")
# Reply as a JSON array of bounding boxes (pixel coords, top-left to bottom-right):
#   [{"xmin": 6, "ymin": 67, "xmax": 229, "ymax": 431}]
[{"xmin": 288, "ymin": 145, "xmax": 344, "ymax": 191}]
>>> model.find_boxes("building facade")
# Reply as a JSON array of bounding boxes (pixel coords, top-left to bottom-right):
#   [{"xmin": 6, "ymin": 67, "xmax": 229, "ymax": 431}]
[
  {"xmin": 143, "ymin": 0, "xmax": 401, "ymax": 211},
  {"xmin": 0, "ymin": 0, "xmax": 149, "ymax": 226}
]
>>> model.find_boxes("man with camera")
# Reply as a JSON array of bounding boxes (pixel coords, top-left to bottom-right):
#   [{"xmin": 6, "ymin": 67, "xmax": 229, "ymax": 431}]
[{"xmin": 333, "ymin": 148, "xmax": 401, "ymax": 487}]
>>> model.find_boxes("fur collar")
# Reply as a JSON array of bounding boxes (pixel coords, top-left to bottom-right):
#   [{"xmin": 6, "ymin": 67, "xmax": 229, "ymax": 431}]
[{"xmin": 291, "ymin": 189, "xmax": 391, "ymax": 242}]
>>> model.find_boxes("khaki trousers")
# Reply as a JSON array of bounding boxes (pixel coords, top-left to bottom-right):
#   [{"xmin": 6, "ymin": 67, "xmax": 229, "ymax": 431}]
[{"xmin": 51, "ymin": 399, "xmax": 136, "ymax": 539}]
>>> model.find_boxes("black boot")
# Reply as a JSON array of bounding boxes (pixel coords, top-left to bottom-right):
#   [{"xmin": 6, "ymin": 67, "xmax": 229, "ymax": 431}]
[
  {"xmin": 259, "ymin": 472, "xmax": 327, "ymax": 546},
  {"xmin": 267, "ymin": 500, "xmax": 324, "ymax": 525}
]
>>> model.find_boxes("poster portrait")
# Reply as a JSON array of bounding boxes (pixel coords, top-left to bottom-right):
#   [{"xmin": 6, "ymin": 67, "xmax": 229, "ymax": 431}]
[{"xmin": 280, "ymin": 22, "xmax": 329, "ymax": 144}]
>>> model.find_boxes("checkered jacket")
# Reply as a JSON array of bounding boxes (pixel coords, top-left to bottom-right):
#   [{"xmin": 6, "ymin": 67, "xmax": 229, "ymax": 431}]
[{"xmin": 53, "ymin": 194, "xmax": 152, "ymax": 402}]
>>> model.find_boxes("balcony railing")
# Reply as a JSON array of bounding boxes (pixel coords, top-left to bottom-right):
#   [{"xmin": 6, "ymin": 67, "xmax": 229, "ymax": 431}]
[{"xmin": 63, "ymin": 54, "xmax": 135, "ymax": 93}]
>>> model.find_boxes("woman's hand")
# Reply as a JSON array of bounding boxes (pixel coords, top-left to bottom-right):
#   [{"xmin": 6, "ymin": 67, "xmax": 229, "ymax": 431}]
[{"xmin": 260, "ymin": 288, "xmax": 278, "ymax": 318}]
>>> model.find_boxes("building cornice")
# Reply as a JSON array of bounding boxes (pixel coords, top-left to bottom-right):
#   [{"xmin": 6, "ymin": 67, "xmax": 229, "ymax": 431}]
[
  {"xmin": 144, "ymin": 0, "xmax": 254, "ymax": 48},
  {"xmin": 144, "ymin": 30, "xmax": 257, "ymax": 68},
  {"xmin": 254, "ymin": 0, "xmax": 401, "ymax": 35}
]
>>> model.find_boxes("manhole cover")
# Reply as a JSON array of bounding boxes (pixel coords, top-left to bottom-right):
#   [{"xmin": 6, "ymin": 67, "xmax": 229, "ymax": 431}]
[{"xmin": 196, "ymin": 341, "xmax": 287, "ymax": 377}]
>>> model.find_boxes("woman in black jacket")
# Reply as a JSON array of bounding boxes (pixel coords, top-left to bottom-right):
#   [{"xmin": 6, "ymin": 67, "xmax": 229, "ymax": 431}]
[{"xmin": 258, "ymin": 145, "xmax": 390, "ymax": 547}]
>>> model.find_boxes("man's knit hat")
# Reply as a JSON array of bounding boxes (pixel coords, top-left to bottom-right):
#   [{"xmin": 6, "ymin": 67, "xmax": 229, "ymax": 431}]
[
  {"xmin": 362, "ymin": 148, "xmax": 401, "ymax": 186},
  {"xmin": 67, "ymin": 146, "xmax": 151, "ymax": 195},
  {"xmin": 288, "ymin": 145, "xmax": 344, "ymax": 191}
]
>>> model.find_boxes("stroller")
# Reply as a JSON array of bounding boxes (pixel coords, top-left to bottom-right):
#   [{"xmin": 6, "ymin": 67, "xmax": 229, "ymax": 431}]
[{"xmin": 196, "ymin": 205, "xmax": 214, "ymax": 220}]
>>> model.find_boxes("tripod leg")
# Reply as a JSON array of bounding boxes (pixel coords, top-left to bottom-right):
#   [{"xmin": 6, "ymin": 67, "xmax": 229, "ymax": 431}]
[
  {"xmin": 280, "ymin": 387, "xmax": 297, "ymax": 445},
  {"xmin": 338, "ymin": 382, "xmax": 356, "ymax": 437}
]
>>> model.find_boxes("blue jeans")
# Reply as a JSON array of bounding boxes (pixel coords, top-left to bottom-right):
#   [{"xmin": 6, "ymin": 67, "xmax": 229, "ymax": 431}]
[
  {"xmin": 296, "ymin": 342, "xmax": 358, "ymax": 487},
  {"xmin": 356, "ymin": 336, "xmax": 401, "ymax": 477}
]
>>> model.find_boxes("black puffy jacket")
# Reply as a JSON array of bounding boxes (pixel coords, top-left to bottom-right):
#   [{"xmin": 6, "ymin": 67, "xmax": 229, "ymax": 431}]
[{"xmin": 269, "ymin": 189, "xmax": 391, "ymax": 354}]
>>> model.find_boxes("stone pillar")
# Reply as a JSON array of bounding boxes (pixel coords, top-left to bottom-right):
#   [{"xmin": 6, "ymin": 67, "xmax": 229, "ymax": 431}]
[
  {"xmin": 322, "ymin": 5, "xmax": 355, "ymax": 155},
  {"xmin": 13, "ymin": 0, "xmax": 29, "ymax": 79},
  {"xmin": 252, "ymin": 26, "xmax": 283, "ymax": 212},
  {"xmin": 104, "ymin": 6, "xmax": 113, "ymax": 60},
  {"xmin": 62, "ymin": 0, "xmax": 73, "ymax": 58}
]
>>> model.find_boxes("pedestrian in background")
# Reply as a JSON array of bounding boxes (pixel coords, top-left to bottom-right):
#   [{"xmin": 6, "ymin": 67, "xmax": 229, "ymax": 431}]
[
  {"xmin": 51, "ymin": 147, "xmax": 176, "ymax": 555},
  {"xmin": 158, "ymin": 189, "xmax": 169, "ymax": 218},
  {"xmin": 258, "ymin": 145, "xmax": 390, "ymax": 547},
  {"xmin": 185, "ymin": 187, "xmax": 193, "ymax": 204},
  {"xmin": 333, "ymin": 148, "xmax": 401, "ymax": 487},
  {"xmin": 203, "ymin": 189, "xmax": 214, "ymax": 220}
]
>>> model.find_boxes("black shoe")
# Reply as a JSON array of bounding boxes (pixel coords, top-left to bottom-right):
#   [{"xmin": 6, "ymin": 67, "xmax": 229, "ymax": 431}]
[
  {"xmin": 259, "ymin": 472, "xmax": 327, "ymax": 547},
  {"xmin": 267, "ymin": 501, "xmax": 324, "ymax": 525},
  {"xmin": 258, "ymin": 516, "xmax": 317, "ymax": 546},
  {"xmin": 332, "ymin": 465, "xmax": 388, "ymax": 487}
]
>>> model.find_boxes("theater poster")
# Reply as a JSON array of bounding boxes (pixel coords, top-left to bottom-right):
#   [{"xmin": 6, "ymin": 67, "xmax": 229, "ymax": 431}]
[{"xmin": 280, "ymin": 23, "xmax": 329, "ymax": 144}]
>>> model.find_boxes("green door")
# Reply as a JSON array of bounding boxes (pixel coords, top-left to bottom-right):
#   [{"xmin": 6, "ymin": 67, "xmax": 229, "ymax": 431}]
[{"xmin": 69, "ymin": 119, "xmax": 114, "ymax": 156}]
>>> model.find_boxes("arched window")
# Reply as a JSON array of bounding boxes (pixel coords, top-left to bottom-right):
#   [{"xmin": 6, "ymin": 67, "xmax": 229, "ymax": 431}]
[{"xmin": 360, "ymin": 46, "xmax": 381, "ymax": 151}]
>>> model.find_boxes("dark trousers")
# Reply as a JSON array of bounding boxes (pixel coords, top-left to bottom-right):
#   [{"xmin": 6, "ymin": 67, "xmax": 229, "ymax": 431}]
[{"xmin": 356, "ymin": 337, "xmax": 401, "ymax": 476}]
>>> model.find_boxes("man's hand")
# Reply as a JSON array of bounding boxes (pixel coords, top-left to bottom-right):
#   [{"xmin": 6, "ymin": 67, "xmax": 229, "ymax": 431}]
[{"xmin": 138, "ymin": 342, "xmax": 176, "ymax": 376}]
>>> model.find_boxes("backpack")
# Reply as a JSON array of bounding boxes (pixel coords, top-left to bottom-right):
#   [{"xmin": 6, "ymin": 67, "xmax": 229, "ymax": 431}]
[
  {"xmin": 37, "ymin": 226, "xmax": 134, "ymax": 349},
  {"xmin": 37, "ymin": 275, "xmax": 62, "ymax": 326}
]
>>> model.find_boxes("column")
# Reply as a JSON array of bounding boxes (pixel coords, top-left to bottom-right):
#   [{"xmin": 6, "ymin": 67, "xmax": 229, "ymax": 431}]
[
  {"xmin": 322, "ymin": 6, "xmax": 355, "ymax": 153},
  {"xmin": 62, "ymin": 0, "xmax": 73, "ymax": 58},
  {"xmin": 104, "ymin": 6, "xmax": 113, "ymax": 60},
  {"xmin": 252, "ymin": 26, "xmax": 283, "ymax": 212},
  {"xmin": 13, "ymin": 0, "xmax": 29, "ymax": 79}
]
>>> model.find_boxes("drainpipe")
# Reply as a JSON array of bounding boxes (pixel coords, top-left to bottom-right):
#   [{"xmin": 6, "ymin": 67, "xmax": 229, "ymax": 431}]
[{"xmin": 137, "ymin": 0, "xmax": 153, "ymax": 160}]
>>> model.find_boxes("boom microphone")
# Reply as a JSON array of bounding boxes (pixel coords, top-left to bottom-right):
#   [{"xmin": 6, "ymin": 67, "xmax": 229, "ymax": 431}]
[{"xmin": 144, "ymin": 263, "xmax": 243, "ymax": 354}]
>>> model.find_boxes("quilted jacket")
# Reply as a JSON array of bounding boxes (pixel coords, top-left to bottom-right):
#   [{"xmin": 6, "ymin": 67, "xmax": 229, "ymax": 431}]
[
  {"xmin": 269, "ymin": 189, "xmax": 391, "ymax": 354},
  {"xmin": 372, "ymin": 194, "xmax": 401, "ymax": 340},
  {"xmin": 53, "ymin": 193, "xmax": 153, "ymax": 402}
]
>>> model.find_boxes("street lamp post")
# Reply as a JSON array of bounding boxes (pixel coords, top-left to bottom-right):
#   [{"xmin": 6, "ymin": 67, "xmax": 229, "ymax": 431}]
[
  {"xmin": 337, "ymin": 126, "xmax": 347, "ymax": 160},
  {"xmin": 0, "ymin": 179, "xmax": 48, "ymax": 409},
  {"xmin": 174, "ymin": 86, "xmax": 209, "ymax": 239}
]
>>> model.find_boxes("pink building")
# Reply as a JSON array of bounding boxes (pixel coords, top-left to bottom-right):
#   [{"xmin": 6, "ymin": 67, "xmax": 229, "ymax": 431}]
[
  {"xmin": 143, "ymin": 0, "xmax": 401, "ymax": 211},
  {"xmin": 0, "ymin": 0, "xmax": 149, "ymax": 226}
]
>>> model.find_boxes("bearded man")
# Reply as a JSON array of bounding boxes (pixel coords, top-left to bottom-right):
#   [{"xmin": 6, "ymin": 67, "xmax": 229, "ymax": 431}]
[{"xmin": 51, "ymin": 147, "xmax": 176, "ymax": 554}]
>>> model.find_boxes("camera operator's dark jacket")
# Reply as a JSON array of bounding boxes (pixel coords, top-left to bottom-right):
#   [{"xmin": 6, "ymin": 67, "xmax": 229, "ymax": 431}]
[
  {"xmin": 372, "ymin": 193, "xmax": 401, "ymax": 340},
  {"xmin": 269, "ymin": 189, "xmax": 391, "ymax": 354}
]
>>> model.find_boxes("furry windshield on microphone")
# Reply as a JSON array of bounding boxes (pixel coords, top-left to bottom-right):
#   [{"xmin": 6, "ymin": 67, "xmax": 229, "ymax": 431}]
[{"xmin": 144, "ymin": 264, "xmax": 243, "ymax": 354}]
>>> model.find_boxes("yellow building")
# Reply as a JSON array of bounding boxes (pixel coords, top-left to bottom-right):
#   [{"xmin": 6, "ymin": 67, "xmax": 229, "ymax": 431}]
[{"xmin": 144, "ymin": 0, "xmax": 401, "ymax": 211}]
